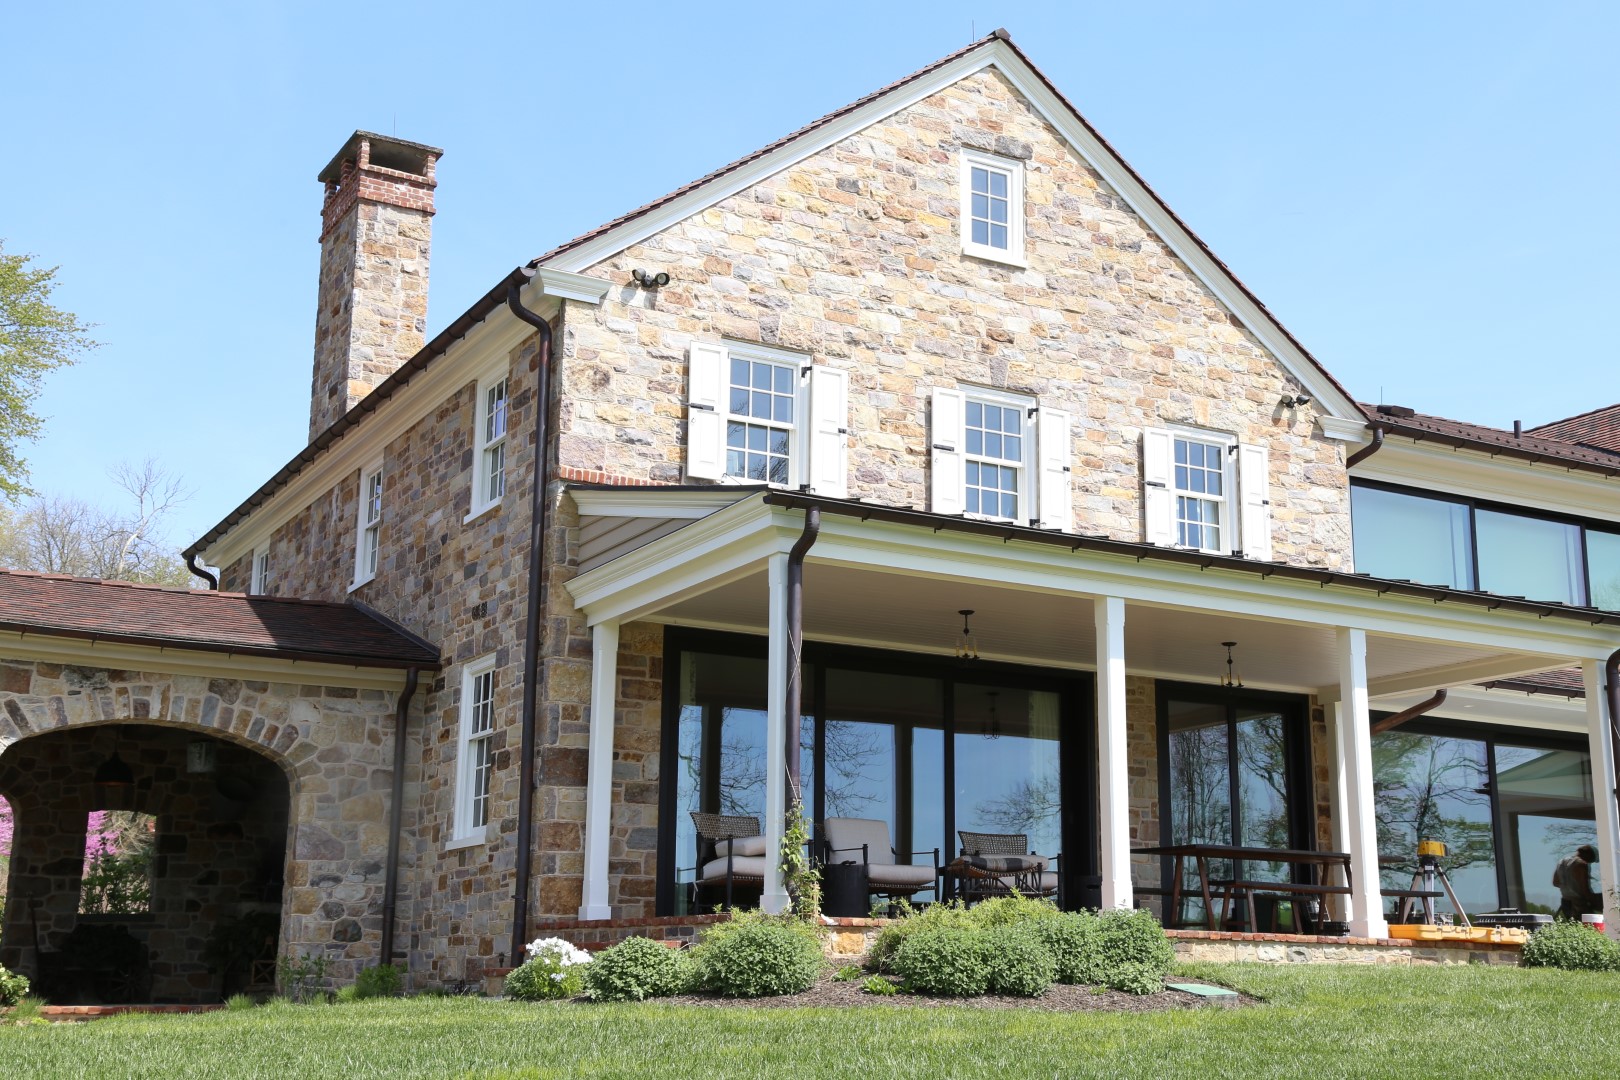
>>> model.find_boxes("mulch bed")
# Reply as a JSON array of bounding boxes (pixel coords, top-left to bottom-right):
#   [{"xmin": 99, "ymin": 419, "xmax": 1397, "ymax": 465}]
[{"xmin": 647, "ymin": 970, "xmax": 1255, "ymax": 1012}]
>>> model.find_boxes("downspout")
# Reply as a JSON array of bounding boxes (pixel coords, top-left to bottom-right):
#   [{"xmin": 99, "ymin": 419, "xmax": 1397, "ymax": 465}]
[
  {"xmin": 1607, "ymin": 649, "xmax": 1620, "ymax": 869},
  {"xmin": 505, "ymin": 271, "xmax": 554, "ymax": 965},
  {"xmin": 1345, "ymin": 423, "xmax": 1385, "ymax": 469},
  {"xmin": 1369, "ymin": 688, "xmax": 1447, "ymax": 736},
  {"xmin": 186, "ymin": 553, "xmax": 219, "ymax": 590},
  {"xmin": 784, "ymin": 507, "xmax": 821, "ymax": 800},
  {"xmin": 379, "ymin": 665, "xmax": 421, "ymax": 968}
]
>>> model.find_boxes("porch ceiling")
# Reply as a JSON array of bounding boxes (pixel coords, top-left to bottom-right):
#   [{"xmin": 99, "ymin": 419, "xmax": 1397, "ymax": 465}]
[{"xmin": 647, "ymin": 562, "xmax": 1559, "ymax": 698}]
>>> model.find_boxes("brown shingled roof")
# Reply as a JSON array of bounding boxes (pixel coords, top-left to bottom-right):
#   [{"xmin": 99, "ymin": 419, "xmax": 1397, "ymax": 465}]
[
  {"xmin": 1479, "ymin": 667, "xmax": 1586, "ymax": 698},
  {"xmin": 0, "ymin": 570, "xmax": 440, "ymax": 670},
  {"xmin": 1363, "ymin": 403, "xmax": 1620, "ymax": 477},
  {"xmin": 1528, "ymin": 403, "xmax": 1620, "ymax": 455}
]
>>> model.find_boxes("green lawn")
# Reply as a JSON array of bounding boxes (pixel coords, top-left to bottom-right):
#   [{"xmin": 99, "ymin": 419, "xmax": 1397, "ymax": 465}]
[{"xmin": 4, "ymin": 964, "xmax": 1618, "ymax": 1079}]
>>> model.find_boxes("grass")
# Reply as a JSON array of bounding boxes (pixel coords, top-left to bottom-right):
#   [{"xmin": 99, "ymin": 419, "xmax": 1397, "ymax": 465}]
[{"xmin": 2, "ymin": 964, "xmax": 1618, "ymax": 1078}]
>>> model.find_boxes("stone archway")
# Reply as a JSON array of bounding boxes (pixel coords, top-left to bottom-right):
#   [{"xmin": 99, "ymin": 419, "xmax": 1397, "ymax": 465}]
[{"xmin": 0, "ymin": 661, "xmax": 405, "ymax": 1000}]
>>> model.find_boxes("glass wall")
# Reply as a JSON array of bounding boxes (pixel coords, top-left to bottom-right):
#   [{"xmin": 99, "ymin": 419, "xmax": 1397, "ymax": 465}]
[
  {"xmin": 953, "ymin": 685, "xmax": 1063, "ymax": 862},
  {"xmin": 1587, "ymin": 530, "xmax": 1620, "ymax": 612},
  {"xmin": 1475, "ymin": 510, "xmax": 1584, "ymax": 606},
  {"xmin": 1351, "ymin": 485, "xmax": 1473, "ymax": 589},
  {"xmin": 1372, "ymin": 723, "xmax": 1598, "ymax": 917}
]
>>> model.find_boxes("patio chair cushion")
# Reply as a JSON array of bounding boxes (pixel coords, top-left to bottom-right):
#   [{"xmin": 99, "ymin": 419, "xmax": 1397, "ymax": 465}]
[
  {"xmin": 713, "ymin": 835, "xmax": 766, "ymax": 858},
  {"xmin": 823, "ymin": 817, "xmax": 897, "ymax": 866},
  {"xmin": 866, "ymin": 863, "xmax": 939, "ymax": 889},
  {"xmin": 960, "ymin": 853, "xmax": 1048, "ymax": 873},
  {"xmin": 699, "ymin": 855, "xmax": 769, "ymax": 882}
]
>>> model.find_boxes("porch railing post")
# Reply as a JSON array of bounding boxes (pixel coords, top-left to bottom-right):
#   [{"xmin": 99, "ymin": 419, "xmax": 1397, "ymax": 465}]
[
  {"xmin": 579, "ymin": 619, "xmax": 619, "ymax": 921},
  {"xmin": 1582, "ymin": 660, "xmax": 1620, "ymax": 939},
  {"xmin": 1095, "ymin": 595, "xmax": 1133, "ymax": 911},
  {"xmin": 1335, "ymin": 626, "xmax": 1388, "ymax": 938},
  {"xmin": 762, "ymin": 552, "xmax": 791, "ymax": 913}
]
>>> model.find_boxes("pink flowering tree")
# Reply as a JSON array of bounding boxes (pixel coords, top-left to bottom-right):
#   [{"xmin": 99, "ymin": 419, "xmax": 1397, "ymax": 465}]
[
  {"xmin": 0, "ymin": 795, "xmax": 11, "ymax": 921},
  {"xmin": 79, "ymin": 810, "xmax": 155, "ymax": 915}
]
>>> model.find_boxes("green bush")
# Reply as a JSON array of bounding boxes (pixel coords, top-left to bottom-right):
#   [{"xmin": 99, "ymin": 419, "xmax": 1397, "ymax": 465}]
[
  {"xmin": 693, "ymin": 917, "xmax": 822, "ymax": 997},
  {"xmin": 969, "ymin": 894, "xmax": 1063, "ymax": 929},
  {"xmin": 983, "ymin": 923, "xmax": 1054, "ymax": 997},
  {"xmin": 1523, "ymin": 921, "xmax": 1620, "ymax": 972},
  {"xmin": 581, "ymin": 938, "xmax": 689, "ymax": 1002},
  {"xmin": 352, "ymin": 963, "xmax": 401, "ymax": 1000},
  {"xmin": 1088, "ymin": 908, "xmax": 1173, "ymax": 985},
  {"xmin": 1031, "ymin": 911, "xmax": 1099, "ymax": 984},
  {"xmin": 861, "ymin": 975, "xmax": 898, "ymax": 996},
  {"xmin": 892, "ymin": 926, "xmax": 992, "ymax": 996},
  {"xmin": 1104, "ymin": 962, "xmax": 1165, "ymax": 996},
  {"xmin": 833, "ymin": 964, "xmax": 864, "ymax": 982},
  {"xmin": 869, "ymin": 901, "xmax": 977, "ymax": 969},
  {"xmin": 506, "ymin": 939, "xmax": 593, "ymax": 1001},
  {"xmin": 0, "ymin": 963, "xmax": 30, "ymax": 1007}
]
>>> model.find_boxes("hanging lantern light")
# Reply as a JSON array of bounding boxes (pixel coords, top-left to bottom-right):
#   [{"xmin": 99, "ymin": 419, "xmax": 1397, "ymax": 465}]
[
  {"xmin": 93, "ymin": 729, "xmax": 135, "ymax": 810},
  {"xmin": 955, "ymin": 609, "xmax": 980, "ymax": 661},
  {"xmin": 1219, "ymin": 641, "xmax": 1244, "ymax": 689}
]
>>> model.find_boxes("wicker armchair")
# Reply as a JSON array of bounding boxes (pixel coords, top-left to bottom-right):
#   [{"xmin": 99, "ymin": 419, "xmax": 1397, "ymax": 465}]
[
  {"xmin": 948, "ymin": 830, "xmax": 1061, "ymax": 904},
  {"xmin": 685, "ymin": 812, "xmax": 766, "ymax": 909},
  {"xmin": 822, "ymin": 817, "xmax": 940, "ymax": 910}
]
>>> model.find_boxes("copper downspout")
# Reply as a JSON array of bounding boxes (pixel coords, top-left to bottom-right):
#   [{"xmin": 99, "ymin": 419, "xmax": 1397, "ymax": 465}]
[
  {"xmin": 785, "ymin": 507, "xmax": 821, "ymax": 799},
  {"xmin": 379, "ymin": 665, "xmax": 421, "ymax": 967},
  {"xmin": 1346, "ymin": 423, "xmax": 1385, "ymax": 469},
  {"xmin": 1369, "ymin": 688, "xmax": 1447, "ymax": 736},
  {"xmin": 505, "ymin": 271, "xmax": 555, "ymax": 964}
]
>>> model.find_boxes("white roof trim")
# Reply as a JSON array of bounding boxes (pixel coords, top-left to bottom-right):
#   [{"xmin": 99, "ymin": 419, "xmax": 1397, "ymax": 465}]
[
  {"xmin": 539, "ymin": 38, "xmax": 1363, "ymax": 423},
  {"xmin": 567, "ymin": 485, "xmax": 757, "ymax": 519}
]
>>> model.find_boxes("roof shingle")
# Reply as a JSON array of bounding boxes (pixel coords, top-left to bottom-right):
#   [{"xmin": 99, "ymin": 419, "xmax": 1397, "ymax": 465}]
[{"xmin": 1363, "ymin": 403, "xmax": 1620, "ymax": 477}]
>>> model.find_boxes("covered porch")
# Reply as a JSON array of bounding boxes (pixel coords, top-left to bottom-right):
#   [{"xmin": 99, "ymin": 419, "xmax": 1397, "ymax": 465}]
[{"xmin": 563, "ymin": 488, "xmax": 1620, "ymax": 940}]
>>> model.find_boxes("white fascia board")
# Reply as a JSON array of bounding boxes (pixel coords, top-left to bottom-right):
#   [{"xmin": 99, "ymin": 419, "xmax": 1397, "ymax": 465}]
[
  {"xmin": 204, "ymin": 309, "xmax": 540, "ymax": 570},
  {"xmin": 567, "ymin": 486, "xmax": 756, "ymax": 519},
  {"xmin": 534, "ymin": 268, "xmax": 612, "ymax": 305},
  {"xmin": 1371, "ymin": 684, "xmax": 1587, "ymax": 733},
  {"xmin": 1354, "ymin": 439, "xmax": 1620, "ymax": 525},
  {"xmin": 541, "ymin": 39, "xmax": 1361, "ymax": 425},
  {"xmin": 1317, "ymin": 415, "xmax": 1370, "ymax": 443},
  {"xmin": 0, "ymin": 630, "xmax": 414, "ymax": 691},
  {"xmin": 1316, "ymin": 654, "xmax": 1564, "ymax": 703}
]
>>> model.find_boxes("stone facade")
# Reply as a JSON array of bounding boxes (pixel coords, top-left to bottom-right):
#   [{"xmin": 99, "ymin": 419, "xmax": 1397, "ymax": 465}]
[{"xmin": 0, "ymin": 661, "xmax": 403, "ymax": 995}]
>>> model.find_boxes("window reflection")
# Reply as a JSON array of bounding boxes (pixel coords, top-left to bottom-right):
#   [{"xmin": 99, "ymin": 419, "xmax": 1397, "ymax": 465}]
[
  {"xmin": 1586, "ymin": 530, "xmax": 1620, "ymax": 612},
  {"xmin": 1495, "ymin": 743, "xmax": 1598, "ymax": 915},
  {"xmin": 953, "ymin": 686, "xmax": 1062, "ymax": 862},
  {"xmin": 1476, "ymin": 510, "xmax": 1585, "ymax": 606},
  {"xmin": 1351, "ymin": 485, "xmax": 1473, "ymax": 589},
  {"xmin": 1373, "ymin": 732, "xmax": 1496, "ymax": 915}
]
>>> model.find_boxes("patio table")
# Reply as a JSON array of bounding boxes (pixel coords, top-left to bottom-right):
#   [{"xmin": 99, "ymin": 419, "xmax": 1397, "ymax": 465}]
[{"xmin": 1132, "ymin": 843, "xmax": 1353, "ymax": 931}]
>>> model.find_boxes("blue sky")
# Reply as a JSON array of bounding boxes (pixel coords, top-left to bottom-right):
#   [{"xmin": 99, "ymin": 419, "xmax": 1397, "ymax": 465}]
[{"xmin": 6, "ymin": 1, "xmax": 1616, "ymax": 552}]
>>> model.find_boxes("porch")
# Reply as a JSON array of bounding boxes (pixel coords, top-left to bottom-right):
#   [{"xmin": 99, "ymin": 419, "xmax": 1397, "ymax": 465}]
[{"xmin": 561, "ymin": 487, "xmax": 1620, "ymax": 940}]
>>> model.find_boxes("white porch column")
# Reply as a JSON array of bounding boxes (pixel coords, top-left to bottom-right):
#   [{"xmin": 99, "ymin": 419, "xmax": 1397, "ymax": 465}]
[
  {"xmin": 1335, "ymin": 627, "xmax": 1388, "ymax": 938},
  {"xmin": 579, "ymin": 620, "xmax": 619, "ymax": 921},
  {"xmin": 761, "ymin": 552, "xmax": 791, "ymax": 913},
  {"xmin": 1583, "ymin": 660, "xmax": 1620, "ymax": 938},
  {"xmin": 1095, "ymin": 596, "xmax": 1133, "ymax": 910},
  {"xmin": 1323, "ymin": 701, "xmax": 1351, "ymax": 923}
]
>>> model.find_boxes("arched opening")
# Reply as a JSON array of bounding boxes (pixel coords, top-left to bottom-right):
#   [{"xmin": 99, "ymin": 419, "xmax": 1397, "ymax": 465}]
[{"xmin": 0, "ymin": 723, "xmax": 290, "ymax": 1004}]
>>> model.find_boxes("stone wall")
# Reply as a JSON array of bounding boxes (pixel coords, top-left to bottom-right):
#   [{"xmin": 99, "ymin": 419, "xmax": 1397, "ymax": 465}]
[
  {"xmin": 559, "ymin": 66, "xmax": 1353, "ymax": 566},
  {"xmin": 0, "ymin": 660, "xmax": 404, "ymax": 994}
]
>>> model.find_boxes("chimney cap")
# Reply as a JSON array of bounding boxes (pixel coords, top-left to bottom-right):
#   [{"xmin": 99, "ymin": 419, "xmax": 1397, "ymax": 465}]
[{"xmin": 318, "ymin": 130, "xmax": 444, "ymax": 184}]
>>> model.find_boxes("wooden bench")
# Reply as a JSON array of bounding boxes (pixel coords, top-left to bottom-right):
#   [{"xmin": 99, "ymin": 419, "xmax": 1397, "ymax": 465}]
[{"xmin": 1210, "ymin": 880, "xmax": 1350, "ymax": 933}]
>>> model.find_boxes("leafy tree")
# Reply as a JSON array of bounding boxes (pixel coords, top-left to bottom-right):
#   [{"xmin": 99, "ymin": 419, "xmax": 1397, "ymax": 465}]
[{"xmin": 0, "ymin": 241, "xmax": 98, "ymax": 497}]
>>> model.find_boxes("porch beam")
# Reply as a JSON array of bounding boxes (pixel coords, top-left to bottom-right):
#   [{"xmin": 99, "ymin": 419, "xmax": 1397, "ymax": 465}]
[
  {"xmin": 1335, "ymin": 627, "xmax": 1389, "ymax": 939},
  {"xmin": 1318, "ymin": 653, "xmax": 1559, "ymax": 704},
  {"xmin": 1583, "ymin": 661, "xmax": 1620, "ymax": 939},
  {"xmin": 761, "ymin": 553, "xmax": 790, "ymax": 913},
  {"xmin": 579, "ymin": 620, "xmax": 619, "ymax": 921},
  {"xmin": 1095, "ymin": 596, "xmax": 1132, "ymax": 910}
]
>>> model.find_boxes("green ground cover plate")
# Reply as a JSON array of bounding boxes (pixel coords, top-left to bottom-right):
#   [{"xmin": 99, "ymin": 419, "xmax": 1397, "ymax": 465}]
[{"xmin": 1165, "ymin": 982, "xmax": 1238, "ymax": 997}]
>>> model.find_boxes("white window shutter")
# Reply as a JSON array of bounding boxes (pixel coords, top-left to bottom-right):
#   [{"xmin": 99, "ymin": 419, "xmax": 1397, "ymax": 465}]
[
  {"xmin": 1035, "ymin": 407, "xmax": 1072, "ymax": 531},
  {"xmin": 1237, "ymin": 442, "xmax": 1273, "ymax": 561},
  {"xmin": 1142, "ymin": 428, "xmax": 1175, "ymax": 546},
  {"xmin": 686, "ymin": 341, "xmax": 728, "ymax": 480},
  {"xmin": 930, "ymin": 387, "xmax": 966, "ymax": 516},
  {"xmin": 806, "ymin": 365, "xmax": 849, "ymax": 498}
]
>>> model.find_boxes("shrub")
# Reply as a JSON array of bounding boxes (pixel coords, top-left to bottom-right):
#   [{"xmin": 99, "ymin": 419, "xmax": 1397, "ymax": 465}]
[
  {"xmin": 581, "ymin": 937, "xmax": 689, "ymax": 1002},
  {"xmin": 892, "ymin": 926, "xmax": 992, "ymax": 996},
  {"xmin": 0, "ymin": 963, "xmax": 29, "ymax": 1007},
  {"xmin": 833, "ymin": 964, "xmax": 864, "ymax": 982},
  {"xmin": 969, "ymin": 894, "xmax": 1062, "ymax": 930},
  {"xmin": 1105, "ymin": 963, "xmax": 1165, "ymax": 996},
  {"xmin": 869, "ymin": 901, "xmax": 977, "ymax": 970},
  {"xmin": 1031, "ymin": 911, "xmax": 1099, "ymax": 984},
  {"xmin": 1523, "ymin": 921, "xmax": 1620, "ymax": 972},
  {"xmin": 506, "ymin": 938, "xmax": 593, "ymax": 1001},
  {"xmin": 1088, "ymin": 908, "xmax": 1173, "ymax": 985},
  {"xmin": 352, "ymin": 963, "xmax": 402, "ymax": 1000},
  {"xmin": 693, "ymin": 917, "xmax": 822, "ymax": 997},
  {"xmin": 983, "ymin": 923, "xmax": 1054, "ymax": 997},
  {"xmin": 861, "ymin": 975, "xmax": 898, "ymax": 996}
]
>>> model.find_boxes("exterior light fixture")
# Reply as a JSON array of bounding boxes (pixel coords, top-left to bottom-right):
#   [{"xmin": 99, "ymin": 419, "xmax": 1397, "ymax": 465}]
[
  {"xmin": 631, "ymin": 268, "xmax": 671, "ymax": 289},
  {"xmin": 93, "ymin": 730, "xmax": 136, "ymax": 809},
  {"xmin": 1219, "ymin": 641, "xmax": 1244, "ymax": 689},
  {"xmin": 1279, "ymin": 393, "xmax": 1312, "ymax": 409},
  {"xmin": 187, "ymin": 740, "xmax": 218, "ymax": 774},
  {"xmin": 956, "ymin": 609, "xmax": 980, "ymax": 661}
]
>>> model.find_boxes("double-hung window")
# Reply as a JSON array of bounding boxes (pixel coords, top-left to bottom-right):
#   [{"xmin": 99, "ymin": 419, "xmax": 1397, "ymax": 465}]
[
  {"xmin": 930, "ymin": 386, "xmax": 1072, "ymax": 530},
  {"xmin": 454, "ymin": 655, "xmax": 498, "ymax": 844},
  {"xmin": 959, "ymin": 149, "xmax": 1025, "ymax": 265},
  {"xmin": 469, "ymin": 374, "xmax": 509, "ymax": 519},
  {"xmin": 1143, "ymin": 427, "xmax": 1272, "ymax": 559},
  {"xmin": 685, "ymin": 340, "xmax": 848, "ymax": 497},
  {"xmin": 963, "ymin": 397, "xmax": 1026, "ymax": 520},
  {"xmin": 352, "ymin": 461, "xmax": 383, "ymax": 588},
  {"xmin": 250, "ymin": 546, "xmax": 270, "ymax": 594}
]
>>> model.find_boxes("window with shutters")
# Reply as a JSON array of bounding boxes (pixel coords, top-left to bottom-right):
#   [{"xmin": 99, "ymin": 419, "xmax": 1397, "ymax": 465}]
[
  {"xmin": 963, "ymin": 395, "xmax": 1028, "ymax": 521},
  {"xmin": 1142, "ymin": 427, "xmax": 1271, "ymax": 560},
  {"xmin": 931, "ymin": 386, "xmax": 1072, "ymax": 530},
  {"xmin": 250, "ymin": 546, "xmax": 270, "ymax": 595},
  {"xmin": 959, "ymin": 149, "xmax": 1025, "ymax": 265},
  {"xmin": 725, "ymin": 353, "xmax": 797, "ymax": 485},
  {"xmin": 469, "ymin": 373, "xmax": 509, "ymax": 520},
  {"xmin": 1172, "ymin": 434, "xmax": 1230, "ymax": 552},
  {"xmin": 352, "ymin": 460, "xmax": 383, "ymax": 589},
  {"xmin": 453, "ymin": 655, "xmax": 498, "ymax": 844}
]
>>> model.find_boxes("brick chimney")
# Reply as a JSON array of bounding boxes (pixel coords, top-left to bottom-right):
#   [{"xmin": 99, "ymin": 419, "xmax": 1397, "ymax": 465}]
[{"xmin": 310, "ymin": 131, "xmax": 443, "ymax": 439}]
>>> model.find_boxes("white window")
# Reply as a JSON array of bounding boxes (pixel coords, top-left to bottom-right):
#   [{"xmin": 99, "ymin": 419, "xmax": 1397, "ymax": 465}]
[
  {"xmin": 352, "ymin": 461, "xmax": 383, "ymax": 588},
  {"xmin": 1143, "ymin": 428, "xmax": 1272, "ymax": 559},
  {"xmin": 469, "ymin": 374, "xmax": 509, "ymax": 519},
  {"xmin": 454, "ymin": 656, "xmax": 498, "ymax": 842},
  {"xmin": 685, "ymin": 341, "xmax": 848, "ymax": 497},
  {"xmin": 250, "ymin": 546, "xmax": 270, "ymax": 594},
  {"xmin": 959, "ymin": 149, "xmax": 1025, "ymax": 265},
  {"xmin": 930, "ymin": 387, "xmax": 1071, "ymax": 530}
]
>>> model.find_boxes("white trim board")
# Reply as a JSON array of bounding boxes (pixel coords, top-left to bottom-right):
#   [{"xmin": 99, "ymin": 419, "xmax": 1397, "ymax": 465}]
[{"xmin": 539, "ymin": 38, "xmax": 1363, "ymax": 426}]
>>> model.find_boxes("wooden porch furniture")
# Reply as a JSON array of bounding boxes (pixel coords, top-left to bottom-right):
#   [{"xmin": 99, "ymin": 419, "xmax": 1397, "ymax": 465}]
[
  {"xmin": 1133, "ymin": 843, "xmax": 1354, "ymax": 933},
  {"xmin": 946, "ymin": 830, "xmax": 1060, "ymax": 905}
]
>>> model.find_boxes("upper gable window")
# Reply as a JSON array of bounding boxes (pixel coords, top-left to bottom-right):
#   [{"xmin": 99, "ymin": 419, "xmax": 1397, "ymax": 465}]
[
  {"xmin": 469, "ymin": 373, "xmax": 509, "ymax": 520},
  {"xmin": 352, "ymin": 461, "xmax": 383, "ymax": 589},
  {"xmin": 959, "ymin": 149, "xmax": 1025, "ymax": 265},
  {"xmin": 250, "ymin": 546, "xmax": 270, "ymax": 594},
  {"xmin": 1142, "ymin": 427, "xmax": 1272, "ymax": 560},
  {"xmin": 685, "ymin": 341, "xmax": 848, "ymax": 498}
]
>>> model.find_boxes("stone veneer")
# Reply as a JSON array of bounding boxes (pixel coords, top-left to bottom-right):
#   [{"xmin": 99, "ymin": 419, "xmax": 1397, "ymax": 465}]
[{"xmin": 0, "ymin": 661, "xmax": 404, "ymax": 994}]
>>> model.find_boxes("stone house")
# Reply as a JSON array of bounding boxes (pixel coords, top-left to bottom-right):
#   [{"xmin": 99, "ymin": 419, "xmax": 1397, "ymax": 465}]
[{"xmin": 2, "ymin": 30, "xmax": 1617, "ymax": 998}]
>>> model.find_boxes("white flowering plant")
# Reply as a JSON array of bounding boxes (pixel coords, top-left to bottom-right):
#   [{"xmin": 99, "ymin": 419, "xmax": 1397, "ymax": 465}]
[{"xmin": 505, "ymin": 937, "xmax": 594, "ymax": 1001}]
